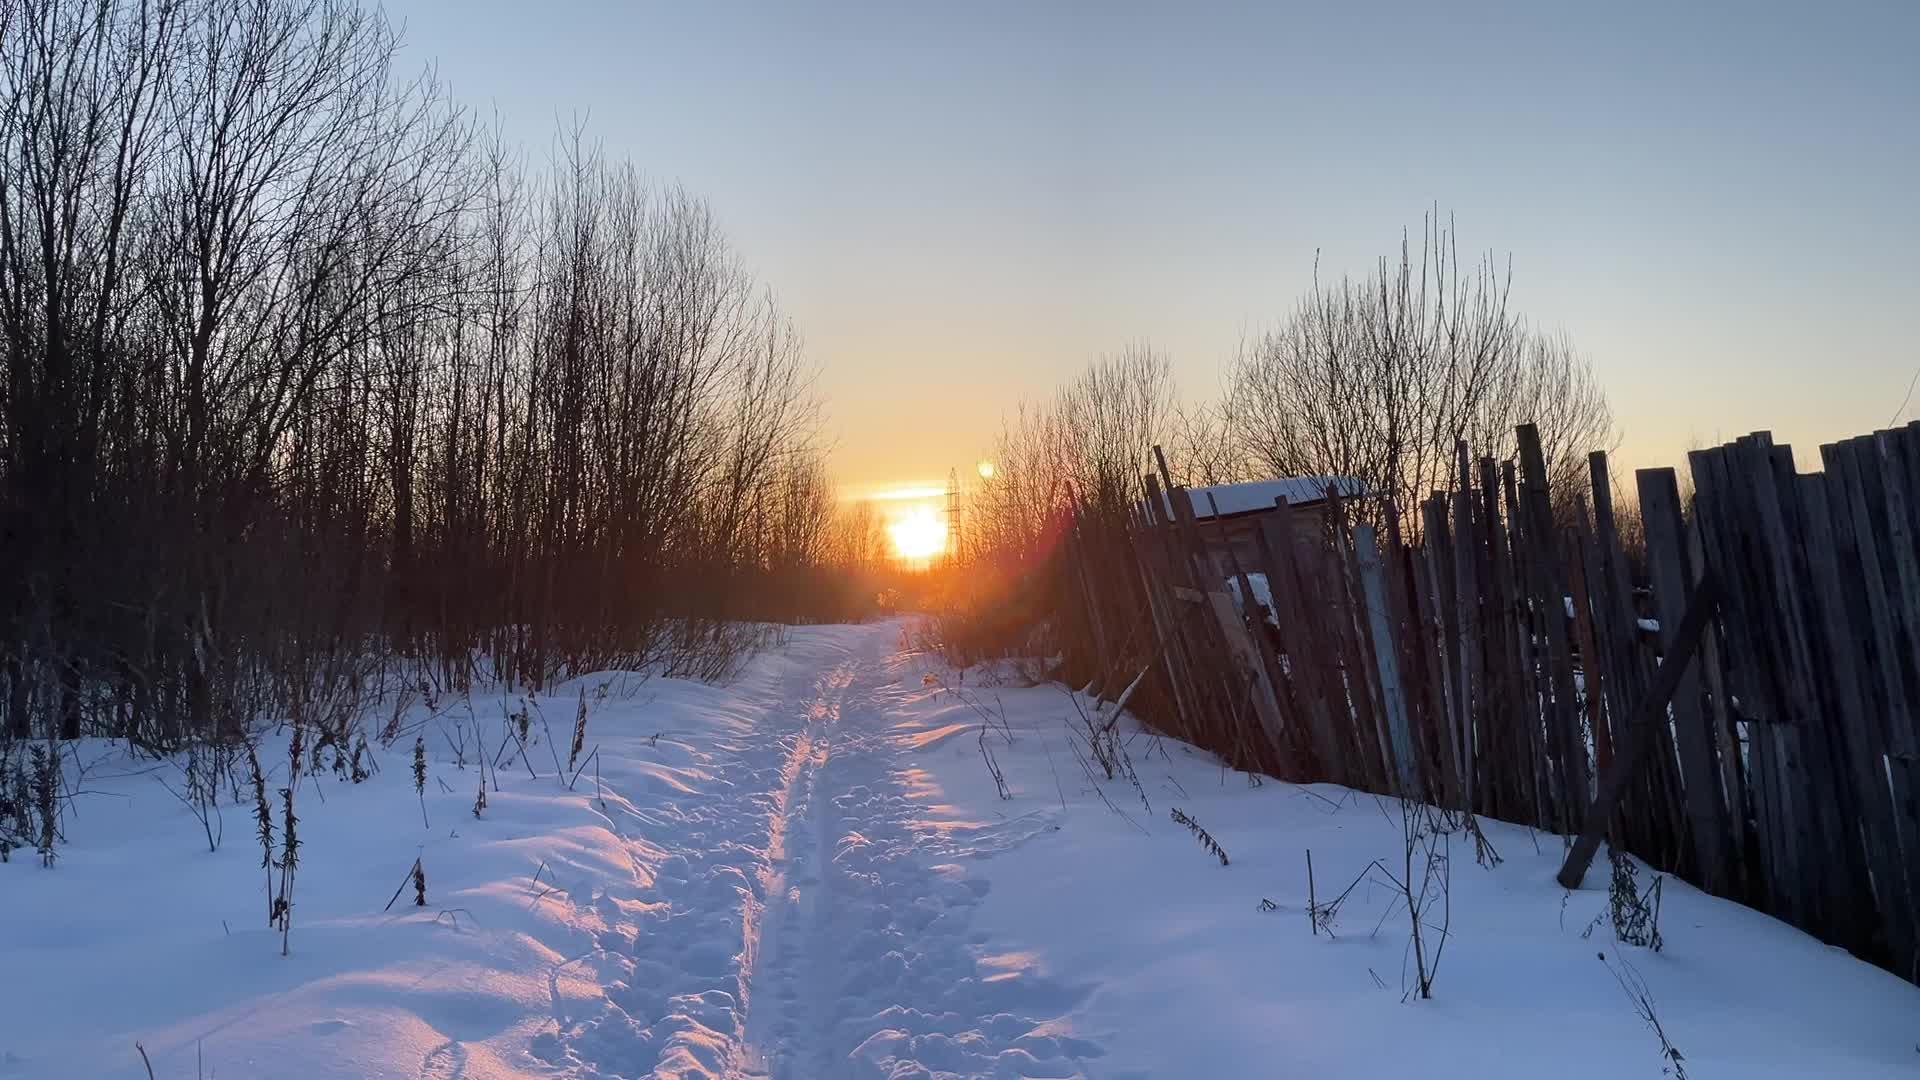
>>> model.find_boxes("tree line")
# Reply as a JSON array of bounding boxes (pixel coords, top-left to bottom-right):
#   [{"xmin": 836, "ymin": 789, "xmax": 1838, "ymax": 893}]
[
  {"xmin": 941, "ymin": 214, "xmax": 1617, "ymax": 660},
  {"xmin": 0, "ymin": 0, "xmax": 880, "ymax": 749}
]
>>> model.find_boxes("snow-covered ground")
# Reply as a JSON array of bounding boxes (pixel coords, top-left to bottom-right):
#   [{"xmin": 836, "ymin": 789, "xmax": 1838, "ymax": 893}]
[{"xmin": 4, "ymin": 620, "xmax": 1916, "ymax": 1078}]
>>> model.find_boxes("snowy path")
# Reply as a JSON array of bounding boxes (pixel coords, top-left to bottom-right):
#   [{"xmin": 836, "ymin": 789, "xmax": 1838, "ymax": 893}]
[
  {"xmin": 546, "ymin": 624, "xmax": 1096, "ymax": 1079},
  {"xmin": 735, "ymin": 640, "xmax": 1096, "ymax": 1079}
]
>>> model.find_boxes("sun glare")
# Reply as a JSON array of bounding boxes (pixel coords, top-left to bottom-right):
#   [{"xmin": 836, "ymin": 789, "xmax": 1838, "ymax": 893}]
[{"xmin": 888, "ymin": 506, "xmax": 946, "ymax": 561}]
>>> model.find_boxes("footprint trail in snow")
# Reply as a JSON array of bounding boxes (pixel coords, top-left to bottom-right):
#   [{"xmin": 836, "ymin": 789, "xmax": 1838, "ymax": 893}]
[{"xmin": 546, "ymin": 625, "xmax": 1099, "ymax": 1079}]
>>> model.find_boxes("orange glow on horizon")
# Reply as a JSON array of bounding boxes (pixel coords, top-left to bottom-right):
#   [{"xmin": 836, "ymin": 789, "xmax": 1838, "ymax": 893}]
[{"xmin": 852, "ymin": 484, "xmax": 947, "ymax": 502}]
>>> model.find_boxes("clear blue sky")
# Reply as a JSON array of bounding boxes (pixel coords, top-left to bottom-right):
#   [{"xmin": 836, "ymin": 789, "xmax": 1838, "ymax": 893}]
[{"xmin": 385, "ymin": 0, "xmax": 1919, "ymax": 490}]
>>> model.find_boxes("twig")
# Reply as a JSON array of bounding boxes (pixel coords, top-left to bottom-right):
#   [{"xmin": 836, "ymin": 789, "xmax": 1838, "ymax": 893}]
[
  {"xmin": 385, "ymin": 857, "xmax": 424, "ymax": 913},
  {"xmin": 498, "ymin": 702, "xmax": 538, "ymax": 780},
  {"xmin": 1891, "ymin": 365, "xmax": 1920, "ymax": 427},
  {"xmin": 567, "ymin": 746, "xmax": 600, "ymax": 791},
  {"xmin": 1042, "ymin": 737, "xmax": 1067, "ymax": 811},
  {"xmin": 1307, "ymin": 858, "xmax": 1397, "ymax": 938},
  {"xmin": 525, "ymin": 859, "xmax": 560, "ymax": 910},
  {"xmin": 949, "ymin": 683, "xmax": 1015, "ymax": 745},
  {"xmin": 433, "ymin": 907, "xmax": 478, "ymax": 931},
  {"xmin": 1066, "ymin": 731, "xmax": 1148, "ymax": 834},
  {"xmin": 1599, "ymin": 950, "xmax": 1689, "ymax": 1079},
  {"xmin": 475, "ymin": 723, "xmax": 496, "ymax": 793},
  {"xmin": 535, "ymin": 700, "xmax": 566, "ymax": 779},
  {"xmin": 1307, "ymin": 849, "xmax": 1317, "ymax": 937},
  {"xmin": 978, "ymin": 724, "xmax": 1011, "ymax": 800}
]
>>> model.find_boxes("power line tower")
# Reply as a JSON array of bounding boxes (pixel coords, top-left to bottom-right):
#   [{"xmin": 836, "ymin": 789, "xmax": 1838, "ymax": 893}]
[{"xmin": 944, "ymin": 467, "xmax": 961, "ymax": 566}]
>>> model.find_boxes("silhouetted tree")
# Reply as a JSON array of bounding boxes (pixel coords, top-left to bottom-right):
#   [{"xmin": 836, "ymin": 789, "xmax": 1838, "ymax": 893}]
[{"xmin": 1226, "ymin": 213, "xmax": 1614, "ymax": 524}]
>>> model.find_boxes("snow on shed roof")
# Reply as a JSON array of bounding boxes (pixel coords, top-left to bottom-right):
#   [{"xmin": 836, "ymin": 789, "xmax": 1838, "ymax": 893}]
[{"xmin": 1160, "ymin": 476, "xmax": 1368, "ymax": 521}]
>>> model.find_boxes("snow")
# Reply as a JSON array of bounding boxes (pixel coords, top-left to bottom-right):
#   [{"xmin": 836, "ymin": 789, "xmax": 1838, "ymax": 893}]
[
  {"xmin": 1156, "ymin": 475, "xmax": 1366, "ymax": 520},
  {"xmin": 5, "ymin": 620, "xmax": 1917, "ymax": 1078},
  {"xmin": 1224, "ymin": 571, "xmax": 1278, "ymax": 625}
]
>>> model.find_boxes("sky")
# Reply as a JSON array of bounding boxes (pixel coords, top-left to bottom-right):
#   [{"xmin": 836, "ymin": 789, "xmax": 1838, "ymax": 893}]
[{"xmin": 384, "ymin": 0, "xmax": 1920, "ymax": 494}]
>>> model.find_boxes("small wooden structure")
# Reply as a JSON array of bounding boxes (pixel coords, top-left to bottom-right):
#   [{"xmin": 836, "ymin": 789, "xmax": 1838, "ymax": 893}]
[{"xmin": 1152, "ymin": 476, "xmax": 1368, "ymax": 582}]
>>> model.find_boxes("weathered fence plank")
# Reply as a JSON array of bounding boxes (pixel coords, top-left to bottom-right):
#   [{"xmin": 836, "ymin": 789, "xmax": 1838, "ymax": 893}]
[
  {"xmin": 1518, "ymin": 425, "xmax": 1588, "ymax": 832},
  {"xmin": 1355, "ymin": 523, "xmax": 1417, "ymax": 795},
  {"xmin": 1640, "ymin": 467, "xmax": 1728, "ymax": 891}
]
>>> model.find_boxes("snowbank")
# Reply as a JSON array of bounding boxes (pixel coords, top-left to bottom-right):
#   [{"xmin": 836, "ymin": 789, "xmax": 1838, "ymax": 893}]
[
  {"xmin": 891, "ymin": 655, "xmax": 1920, "ymax": 1078},
  {"xmin": 2, "ymin": 633, "xmax": 851, "ymax": 1079}
]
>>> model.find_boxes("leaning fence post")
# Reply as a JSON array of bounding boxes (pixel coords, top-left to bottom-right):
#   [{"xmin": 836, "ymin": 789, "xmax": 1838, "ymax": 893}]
[{"xmin": 1558, "ymin": 573, "xmax": 1722, "ymax": 890}]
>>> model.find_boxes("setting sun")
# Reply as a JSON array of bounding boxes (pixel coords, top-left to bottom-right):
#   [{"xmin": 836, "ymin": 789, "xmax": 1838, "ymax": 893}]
[{"xmin": 887, "ymin": 506, "xmax": 946, "ymax": 561}]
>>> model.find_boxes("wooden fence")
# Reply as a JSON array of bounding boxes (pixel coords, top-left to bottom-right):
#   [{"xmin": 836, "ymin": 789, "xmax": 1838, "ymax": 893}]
[{"xmin": 1057, "ymin": 423, "xmax": 1920, "ymax": 985}]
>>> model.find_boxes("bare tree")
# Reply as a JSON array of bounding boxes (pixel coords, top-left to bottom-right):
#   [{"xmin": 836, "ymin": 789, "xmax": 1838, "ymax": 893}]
[
  {"xmin": 1227, "ymin": 213, "xmax": 1614, "ymax": 523},
  {"xmin": 1166, "ymin": 397, "xmax": 1256, "ymax": 488},
  {"xmin": 828, "ymin": 497, "xmax": 891, "ymax": 572},
  {"xmin": 1058, "ymin": 342, "xmax": 1174, "ymax": 511},
  {"xmin": 966, "ymin": 343, "xmax": 1175, "ymax": 574},
  {"xmin": 967, "ymin": 401, "xmax": 1073, "ymax": 571}
]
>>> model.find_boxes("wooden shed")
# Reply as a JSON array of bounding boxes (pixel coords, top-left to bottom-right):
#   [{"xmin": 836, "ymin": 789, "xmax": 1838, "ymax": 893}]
[{"xmin": 1155, "ymin": 476, "xmax": 1368, "ymax": 581}]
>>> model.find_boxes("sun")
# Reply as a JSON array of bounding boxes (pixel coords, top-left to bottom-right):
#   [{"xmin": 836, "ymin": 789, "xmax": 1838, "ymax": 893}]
[{"xmin": 887, "ymin": 506, "xmax": 946, "ymax": 561}]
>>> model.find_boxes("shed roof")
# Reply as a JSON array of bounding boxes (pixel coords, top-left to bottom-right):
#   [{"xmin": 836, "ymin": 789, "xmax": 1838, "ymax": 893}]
[{"xmin": 1158, "ymin": 476, "xmax": 1367, "ymax": 521}]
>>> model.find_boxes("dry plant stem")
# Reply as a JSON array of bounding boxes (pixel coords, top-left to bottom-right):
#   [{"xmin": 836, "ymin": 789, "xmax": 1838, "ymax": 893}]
[
  {"xmin": 533, "ymin": 700, "xmax": 565, "ymax": 779},
  {"xmin": 1307, "ymin": 849, "xmax": 1317, "ymax": 937},
  {"xmin": 567, "ymin": 746, "xmax": 600, "ymax": 791},
  {"xmin": 385, "ymin": 857, "xmax": 424, "ymax": 912},
  {"xmin": 1169, "ymin": 807, "xmax": 1229, "ymax": 866},
  {"xmin": 569, "ymin": 687, "xmax": 588, "ymax": 772},
  {"xmin": 1043, "ymin": 737, "xmax": 1067, "ymax": 811},
  {"xmin": 978, "ymin": 724, "xmax": 1011, "ymax": 800},
  {"xmin": 1600, "ymin": 950, "xmax": 1689, "ymax": 1079}
]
